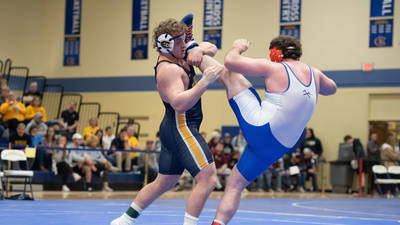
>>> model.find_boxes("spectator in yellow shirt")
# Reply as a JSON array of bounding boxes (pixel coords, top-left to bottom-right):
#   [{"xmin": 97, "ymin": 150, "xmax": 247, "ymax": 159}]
[
  {"xmin": 83, "ymin": 117, "xmax": 99, "ymax": 139},
  {"xmin": 25, "ymin": 96, "xmax": 47, "ymax": 122},
  {"xmin": 0, "ymin": 91, "xmax": 26, "ymax": 135},
  {"xmin": 127, "ymin": 126, "xmax": 140, "ymax": 161}
]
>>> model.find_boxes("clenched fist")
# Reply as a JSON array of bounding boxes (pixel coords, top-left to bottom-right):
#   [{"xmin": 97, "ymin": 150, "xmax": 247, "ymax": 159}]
[{"xmin": 232, "ymin": 39, "xmax": 250, "ymax": 54}]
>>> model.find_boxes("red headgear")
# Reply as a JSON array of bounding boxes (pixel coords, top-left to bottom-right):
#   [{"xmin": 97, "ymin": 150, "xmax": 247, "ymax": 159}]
[{"xmin": 269, "ymin": 47, "xmax": 283, "ymax": 63}]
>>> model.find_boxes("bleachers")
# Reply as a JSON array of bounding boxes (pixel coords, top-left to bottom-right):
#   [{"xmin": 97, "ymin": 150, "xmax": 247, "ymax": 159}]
[{"xmin": 1, "ymin": 58, "xmax": 148, "ymax": 191}]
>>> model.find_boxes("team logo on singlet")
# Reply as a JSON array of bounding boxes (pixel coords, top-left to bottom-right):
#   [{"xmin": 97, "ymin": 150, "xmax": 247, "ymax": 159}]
[{"xmin": 303, "ymin": 90, "xmax": 311, "ymax": 98}]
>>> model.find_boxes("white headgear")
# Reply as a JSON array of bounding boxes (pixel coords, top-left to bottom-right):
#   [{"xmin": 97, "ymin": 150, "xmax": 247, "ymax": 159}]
[{"xmin": 157, "ymin": 33, "xmax": 175, "ymax": 54}]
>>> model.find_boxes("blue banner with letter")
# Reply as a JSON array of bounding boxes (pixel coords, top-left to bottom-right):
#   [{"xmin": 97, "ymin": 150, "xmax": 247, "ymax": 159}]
[
  {"xmin": 131, "ymin": 0, "xmax": 149, "ymax": 60},
  {"xmin": 131, "ymin": 33, "xmax": 148, "ymax": 59},
  {"xmin": 280, "ymin": 24, "xmax": 300, "ymax": 40},
  {"xmin": 280, "ymin": 0, "xmax": 301, "ymax": 23},
  {"xmin": 369, "ymin": 19, "xmax": 393, "ymax": 47},
  {"xmin": 203, "ymin": 29, "xmax": 222, "ymax": 49},
  {"xmin": 203, "ymin": 0, "xmax": 223, "ymax": 27},
  {"xmin": 64, "ymin": 0, "xmax": 81, "ymax": 66},
  {"xmin": 370, "ymin": 0, "xmax": 394, "ymax": 17},
  {"xmin": 132, "ymin": 0, "xmax": 149, "ymax": 31}
]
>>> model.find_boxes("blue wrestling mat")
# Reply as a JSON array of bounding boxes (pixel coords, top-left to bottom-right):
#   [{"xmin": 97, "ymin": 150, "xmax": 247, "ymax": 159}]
[{"xmin": 1, "ymin": 198, "xmax": 400, "ymax": 225}]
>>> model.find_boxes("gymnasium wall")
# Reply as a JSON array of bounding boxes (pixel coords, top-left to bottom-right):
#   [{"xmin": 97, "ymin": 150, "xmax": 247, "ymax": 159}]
[{"xmin": 1, "ymin": 0, "xmax": 400, "ymax": 163}]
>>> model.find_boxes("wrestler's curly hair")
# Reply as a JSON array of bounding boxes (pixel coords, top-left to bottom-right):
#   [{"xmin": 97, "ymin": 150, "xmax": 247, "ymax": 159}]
[
  {"xmin": 269, "ymin": 35, "xmax": 302, "ymax": 60},
  {"xmin": 153, "ymin": 18, "xmax": 187, "ymax": 52}
]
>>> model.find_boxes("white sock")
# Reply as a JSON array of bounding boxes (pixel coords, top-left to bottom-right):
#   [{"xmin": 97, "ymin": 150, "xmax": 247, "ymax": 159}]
[
  {"xmin": 213, "ymin": 219, "xmax": 225, "ymax": 225},
  {"xmin": 130, "ymin": 202, "xmax": 143, "ymax": 214},
  {"xmin": 183, "ymin": 212, "xmax": 199, "ymax": 225}
]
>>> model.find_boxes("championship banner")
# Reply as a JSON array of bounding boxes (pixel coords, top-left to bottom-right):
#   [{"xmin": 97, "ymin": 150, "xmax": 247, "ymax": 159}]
[
  {"xmin": 203, "ymin": 0, "xmax": 223, "ymax": 28},
  {"xmin": 370, "ymin": 0, "xmax": 394, "ymax": 17},
  {"xmin": 132, "ymin": 0, "xmax": 149, "ymax": 31},
  {"xmin": 203, "ymin": 0, "xmax": 223, "ymax": 49},
  {"xmin": 369, "ymin": 19, "xmax": 393, "ymax": 47},
  {"xmin": 203, "ymin": 29, "xmax": 222, "ymax": 49},
  {"xmin": 131, "ymin": 33, "xmax": 148, "ymax": 59},
  {"xmin": 63, "ymin": 0, "xmax": 81, "ymax": 66},
  {"xmin": 131, "ymin": 0, "xmax": 149, "ymax": 60},
  {"xmin": 280, "ymin": 24, "xmax": 300, "ymax": 40},
  {"xmin": 280, "ymin": 0, "xmax": 301, "ymax": 23}
]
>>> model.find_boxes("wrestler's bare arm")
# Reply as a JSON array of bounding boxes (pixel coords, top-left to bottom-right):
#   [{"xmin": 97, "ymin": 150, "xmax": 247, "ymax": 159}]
[
  {"xmin": 187, "ymin": 42, "xmax": 218, "ymax": 67},
  {"xmin": 316, "ymin": 69, "xmax": 337, "ymax": 95},
  {"xmin": 224, "ymin": 39, "xmax": 279, "ymax": 77},
  {"xmin": 156, "ymin": 63, "xmax": 221, "ymax": 113}
]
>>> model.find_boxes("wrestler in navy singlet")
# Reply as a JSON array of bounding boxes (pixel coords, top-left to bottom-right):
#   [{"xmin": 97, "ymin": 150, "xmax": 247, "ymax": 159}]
[{"xmin": 154, "ymin": 59, "xmax": 213, "ymax": 177}]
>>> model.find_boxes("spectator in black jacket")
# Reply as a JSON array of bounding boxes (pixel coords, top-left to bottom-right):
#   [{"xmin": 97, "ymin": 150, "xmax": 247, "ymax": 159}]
[{"xmin": 302, "ymin": 128, "xmax": 323, "ymax": 157}]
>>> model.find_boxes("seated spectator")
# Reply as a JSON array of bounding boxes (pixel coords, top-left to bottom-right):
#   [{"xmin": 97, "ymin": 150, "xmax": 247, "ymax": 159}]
[
  {"xmin": 26, "ymin": 112, "xmax": 48, "ymax": 137},
  {"xmin": 43, "ymin": 126, "xmax": 57, "ymax": 147},
  {"xmin": 111, "ymin": 129, "xmax": 131, "ymax": 172},
  {"xmin": 228, "ymin": 151, "xmax": 240, "ymax": 170},
  {"xmin": 223, "ymin": 133, "xmax": 234, "ymax": 157},
  {"xmin": 380, "ymin": 135, "xmax": 399, "ymax": 198},
  {"xmin": 52, "ymin": 135, "xmax": 81, "ymax": 192},
  {"xmin": 31, "ymin": 124, "xmax": 53, "ymax": 172},
  {"xmin": 302, "ymin": 127, "xmax": 323, "ymax": 157},
  {"xmin": 0, "ymin": 86, "xmax": 10, "ymax": 104},
  {"xmin": 232, "ymin": 129, "xmax": 246, "ymax": 155},
  {"xmin": 25, "ymin": 96, "xmax": 47, "ymax": 122},
  {"xmin": 68, "ymin": 133, "xmax": 96, "ymax": 191},
  {"xmin": 22, "ymin": 81, "xmax": 41, "ymax": 105},
  {"xmin": 299, "ymin": 148, "xmax": 318, "ymax": 192},
  {"xmin": 95, "ymin": 129, "xmax": 104, "ymax": 149},
  {"xmin": 138, "ymin": 140, "xmax": 160, "ymax": 183},
  {"xmin": 212, "ymin": 141, "xmax": 231, "ymax": 190},
  {"xmin": 290, "ymin": 148, "xmax": 305, "ymax": 192},
  {"xmin": 10, "ymin": 123, "xmax": 32, "ymax": 149},
  {"xmin": 83, "ymin": 117, "xmax": 99, "ymax": 140},
  {"xmin": 0, "ymin": 91, "xmax": 26, "ymax": 135},
  {"xmin": 257, "ymin": 159, "xmax": 284, "ymax": 192},
  {"xmin": 102, "ymin": 126, "xmax": 115, "ymax": 150},
  {"xmin": 85, "ymin": 135, "xmax": 114, "ymax": 192},
  {"xmin": 208, "ymin": 130, "xmax": 221, "ymax": 151},
  {"xmin": 60, "ymin": 101, "xmax": 79, "ymax": 140},
  {"xmin": 127, "ymin": 126, "xmax": 140, "ymax": 169},
  {"xmin": 30, "ymin": 125, "xmax": 44, "ymax": 147}
]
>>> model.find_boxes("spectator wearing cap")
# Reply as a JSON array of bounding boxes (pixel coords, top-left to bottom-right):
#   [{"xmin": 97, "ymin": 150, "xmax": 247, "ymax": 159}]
[
  {"xmin": 25, "ymin": 96, "xmax": 47, "ymax": 122},
  {"xmin": 0, "ymin": 91, "xmax": 26, "ymax": 135},
  {"xmin": 60, "ymin": 101, "xmax": 79, "ymax": 140},
  {"xmin": 83, "ymin": 117, "xmax": 99, "ymax": 140},
  {"xmin": 68, "ymin": 133, "xmax": 96, "ymax": 191},
  {"xmin": 26, "ymin": 112, "xmax": 48, "ymax": 137},
  {"xmin": 208, "ymin": 130, "xmax": 221, "ymax": 152},
  {"xmin": 299, "ymin": 147, "xmax": 318, "ymax": 192}
]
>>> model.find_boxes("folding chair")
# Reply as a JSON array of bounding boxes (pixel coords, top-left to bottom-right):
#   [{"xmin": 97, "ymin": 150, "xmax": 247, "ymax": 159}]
[
  {"xmin": 372, "ymin": 165, "xmax": 390, "ymax": 194},
  {"xmin": 0, "ymin": 149, "xmax": 34, "ymax": 199},
  {"xmin": 388, "ymin": 166, "xmax": 400, "ymax": 189}
]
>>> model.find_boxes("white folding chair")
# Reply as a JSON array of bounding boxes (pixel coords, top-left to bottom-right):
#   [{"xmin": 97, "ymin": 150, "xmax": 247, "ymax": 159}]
[
  {"xmin": 388, "ymin": 166, "xmax": 400, "ymax": 184},
  {"xmin": 372, "ymin": 165, "xmax": 390, "ymax": 194},
  {"xmin": 1, "ymin": 149, "xmax": 34, "ymax": 199}
]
